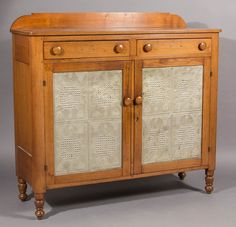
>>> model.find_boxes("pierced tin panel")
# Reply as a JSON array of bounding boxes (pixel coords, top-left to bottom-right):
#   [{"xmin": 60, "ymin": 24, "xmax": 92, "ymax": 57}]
[
  {"xmin": 142, "ymin": 66, "xmax": 203, "ymax": 164},
  {"xmin": 53, "ymin": 70, "xmax": 122, "ymax": 176}
]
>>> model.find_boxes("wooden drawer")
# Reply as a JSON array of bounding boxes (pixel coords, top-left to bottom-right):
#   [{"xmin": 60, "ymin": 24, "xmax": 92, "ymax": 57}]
[
  {"xmin": 44, "ymin": 40, "xmax": 130, "ymax": 59},
  {"xmin": 137, "ymin": 39, "xmax": 211, "ymax": 58}
]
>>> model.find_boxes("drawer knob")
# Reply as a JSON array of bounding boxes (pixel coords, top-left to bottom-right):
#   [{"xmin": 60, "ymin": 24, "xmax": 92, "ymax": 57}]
[
  {"xmin": 114, "ymin": 44, "xmax": 124, "ymax": 53},
  {"xmin": 51, "ymin": 46, "xmax": 64, "ymax": 55},
  {"xmin": 198, "ymin": 42, "xmax": 207, "ymax": 51},
  {"xmin": 124, "ymin": 97, "xmax": 132, "ymax": 106},
  {"xmin": 143, "ymin": 43, "xmax": 152, "ymax": 52},
  {"xmin": 135, "ymin": 96, "xmax": 142, "ymax": 105}
]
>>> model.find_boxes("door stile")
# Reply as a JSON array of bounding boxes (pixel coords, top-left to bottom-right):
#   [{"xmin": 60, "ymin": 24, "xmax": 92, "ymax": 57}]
[
  {"xmin": 122, "ymin": 61, "xmax": 132, "ymax": 176},
  {"xmin": 201, "ymin": 57, "xmax": 211, "ymax": 166},
  {"xmin": 133, "ymin": 60, "xmax": 143, "ymax": 174},
  {"xmin": 44, "ymin": 64, "xmax": 55, "ymax": 186}
]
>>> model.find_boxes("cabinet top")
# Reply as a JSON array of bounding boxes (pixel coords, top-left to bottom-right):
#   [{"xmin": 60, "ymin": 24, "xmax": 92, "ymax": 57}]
[{"xmin": 10, "ymin": 12, "xmax": 221, "ymax": 36}]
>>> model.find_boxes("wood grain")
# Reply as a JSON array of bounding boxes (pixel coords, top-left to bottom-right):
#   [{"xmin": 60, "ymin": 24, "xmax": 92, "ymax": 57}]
[
  {"xmin": 16, "ymin": 147, "xmax": 32, "ymax": 184},
  {"xmin": 137, "ymin": 39, "xmax": 212, "ymax": 58},
  {"xmin": 11, "ymin": 12, "xmax": 187, "ymax": 30},
  {"xmin": 208, "ymin": 33, "xmax": 219, "ymax": 171},
  {"xmin": 14, "ymin": 34, "xmax": 29, "ymax": 64},
  {"xmin": 11, "ymin": 28, "xmax": 221, "ymax": 36},
  {"xmin": 13, "ymin": 61, "xmax": 32, "ymax": 154},
  {"xmin": 142, "ymin": 159, "xmax": 202, "ymax": 173},
  {"xmin": 122, "ymin": 62, "xmax": 133, "ymax": 176},
  {"xmin": 11, "ymin": 13, "xmax": 220, "ymax": 218},
  {"xmin": 42, "ymin": 33, "xmax": 215, "ymax": 42},
  {"xmin": 44, "ymin": 40, "xmax": 130, "ymax": 59},
  {"xmin": 30, "ymin": 37, "xmax": 46, "ymax": 194},
  {"xmin": 201, "ymin": 58, "xmax": 211, "ymax": 166},
  {"xmin": 47, "ymin": 165, "xmax": 208, "ymax": 190},
  {"xmin": 133, "ymin": 60, "xmax": 143, "ymax": 174},
  {"xmin": 12, "ymin": 34, "xmax": 33, "ymax": 183}
]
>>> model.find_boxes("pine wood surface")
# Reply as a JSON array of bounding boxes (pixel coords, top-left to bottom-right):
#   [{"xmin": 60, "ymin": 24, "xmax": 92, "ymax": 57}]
[{"xmin": 11, "ymin": 12, "xmax": 221, "ymax": 218}]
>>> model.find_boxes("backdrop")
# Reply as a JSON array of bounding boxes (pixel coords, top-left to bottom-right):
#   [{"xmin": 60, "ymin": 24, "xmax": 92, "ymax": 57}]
[
  {"xmin": 0, "ymin": 0, "xmax": 235, "ymax": 226},
  {"xmin": 1, "ymin": 0, "xmax": 235, "ymax": 161}
]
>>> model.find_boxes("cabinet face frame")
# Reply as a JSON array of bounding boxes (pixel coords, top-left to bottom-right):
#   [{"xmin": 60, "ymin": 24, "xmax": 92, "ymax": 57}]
[
  {"xmin": 133, "ymin": 57, "xmax": 211, "ymax": 174},
  {"xmin": 44, "ymin": 61, "xmax": 133, "ymax": 186}
]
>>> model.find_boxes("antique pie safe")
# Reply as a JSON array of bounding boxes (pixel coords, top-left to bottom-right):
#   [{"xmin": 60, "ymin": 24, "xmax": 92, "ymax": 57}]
[{"xmin": 10, "ymin": 12, "xmax": 220, "ymax": 218}]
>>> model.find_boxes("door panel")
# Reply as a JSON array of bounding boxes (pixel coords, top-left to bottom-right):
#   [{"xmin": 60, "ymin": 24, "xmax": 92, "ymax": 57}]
[
  {"xmin": 44, "ymin": 61, "xmax": 132, "ymax": 185},
  {"xmin": 134, "ymin": 58, "xmax": 210, "ymax": 174},
  {"xmin": 142, "ymin": 66, "xmax": 203, "ymax": 164},
  {"xmin": 53, "ymin": 70, "xmax": 122, "ymax": 175}
]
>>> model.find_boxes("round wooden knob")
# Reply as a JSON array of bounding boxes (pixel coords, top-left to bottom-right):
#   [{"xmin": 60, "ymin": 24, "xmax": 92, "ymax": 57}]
[
  {"xmin": 135, "ymin": 96, "xmax": 142, "ymax": 105},
  {"xmin": 51, "ymin": 46, "xmax": 64, "ymax": 55},
  {"xmin": 123, "ymin": 97, "xmax": 132, "ymax": 106},
  {"xmin": 143, "ymin": 43, "xmax": 152, "ymax": 52},
  {"xmin": 114, "ymin": 44, "xmax": 124, "ymax": 53},
  {"xmin": 198, "ymin": 42, "xmax": 207, "ymax": 51}
]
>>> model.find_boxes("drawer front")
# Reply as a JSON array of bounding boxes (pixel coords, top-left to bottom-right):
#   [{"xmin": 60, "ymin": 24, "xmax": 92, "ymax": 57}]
[
  {"xmin": 44, "ymin": 40, "xmax": 130, "ymax": 59},
  {"xmin": 137, "ymin": 39, "xmax": 211, "ymax": 58}
]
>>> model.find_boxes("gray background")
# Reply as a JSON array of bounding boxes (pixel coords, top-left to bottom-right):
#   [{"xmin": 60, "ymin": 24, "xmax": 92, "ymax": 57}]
[{"xmin": 0, "ymin": 0, "xmax": 236, "ymax": 226}]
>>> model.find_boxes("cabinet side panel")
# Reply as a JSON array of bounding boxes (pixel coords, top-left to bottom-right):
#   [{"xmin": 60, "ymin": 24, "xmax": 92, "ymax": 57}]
[
  {"xmin": 14, "ymin": 34, "xmax": 29, "ymax": 64},
  {"xmin": 13, "ymin": 34, "xmax": 32, "ymax": 183},
  {"xmin": 14, "ymin": 61, "xmax": 32, "ymax": 153},
  {"xmin": 16, "ymin": 147, "xmax": 32, "ymax": 183}
]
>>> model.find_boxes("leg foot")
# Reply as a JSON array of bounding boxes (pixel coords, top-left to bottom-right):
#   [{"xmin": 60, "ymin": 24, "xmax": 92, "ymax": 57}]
[
  {"xmin": 205, "ymin": 169, "xmax": 214, "ymax": 194},
  {"xmin": 178, "ymin": 172, "xmax": 186, "ymax": 180},
  {"xmin": 34, "ymin": 193, "xmax": 45, "ymax": 219},
  {"xmin": 18, "ymin": 178, "xmax": 28, "ymax": 201}
]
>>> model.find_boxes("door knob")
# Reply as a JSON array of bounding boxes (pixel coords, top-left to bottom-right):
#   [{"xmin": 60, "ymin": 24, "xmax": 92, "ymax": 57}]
[
  {"xmin": 135, "ymin": 96, "xmax": 142, "ymax": 105},
  {"xmin": 198, "ymin": 42, "xmax": 207, "ymax": 51},
  {"xmin": 123, "ymin": 97, "xmax": 132, "ymax": 106},
  {"xmin": 143, "ymin": 43, "xmax": 152, "ymax": 52},
  {"xmin": 114, "ymin": 44, "xmax": 124, "ymax": 53}
]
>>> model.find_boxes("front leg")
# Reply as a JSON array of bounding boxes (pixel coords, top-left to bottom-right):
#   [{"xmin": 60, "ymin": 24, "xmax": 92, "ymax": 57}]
[
  {"xmin": 205, "ymin": 169, "xmax": 214, "ymax": 194},
  {"xmin": 34, "ymin": 193, "xmax": 45, "ymax": 219},
  {"xmin": 18, "ymin": 178, "xmax": 28, "ymax": 201}
]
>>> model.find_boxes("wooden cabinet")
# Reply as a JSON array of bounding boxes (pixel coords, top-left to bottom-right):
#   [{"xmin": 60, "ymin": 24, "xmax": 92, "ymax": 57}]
[{"xmin": 10, "ymin": 12, "xmax": 221, "ymax": 219}]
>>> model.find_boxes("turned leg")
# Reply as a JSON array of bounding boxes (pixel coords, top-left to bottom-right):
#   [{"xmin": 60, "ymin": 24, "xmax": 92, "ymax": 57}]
[
  {"xmin": 18, "ymin": 178, "xmax": 28, "ymax": 201},
  {"xmin": 34, "ymin": 193, "xmax": 45, "ymax": 219},
  {"xmin": 205, "ymin": 169, "xmax": 214, "ymax": 194},
  {"xmin": 178, "ymin": 172, "xmax": 186, "ymax": 180}
]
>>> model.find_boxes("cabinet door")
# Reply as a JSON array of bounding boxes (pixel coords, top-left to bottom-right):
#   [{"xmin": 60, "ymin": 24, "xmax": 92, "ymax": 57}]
[
  {"xmin": 134, "ymin": 58, "xmax": 211, "ymax": 174},
  {"xmin": 44, "ymin": 61, "xmax": 132, "ymax": 186}
]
